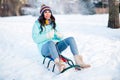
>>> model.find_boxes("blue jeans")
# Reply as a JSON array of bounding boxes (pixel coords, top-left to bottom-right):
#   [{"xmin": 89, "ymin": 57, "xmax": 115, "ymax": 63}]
[{"xmin": 41, "ymin": 37, "xmax": 79, "ymax": 60}]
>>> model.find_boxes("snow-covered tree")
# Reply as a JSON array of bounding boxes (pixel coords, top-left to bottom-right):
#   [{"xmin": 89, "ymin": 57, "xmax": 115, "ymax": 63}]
[
  {"xmin": 78, "ymin": 0, "xmax": 95, "ymax": 14},
  {"xmin": 25, "ymin": 0, "xmax": 95, "ymax": 15}
]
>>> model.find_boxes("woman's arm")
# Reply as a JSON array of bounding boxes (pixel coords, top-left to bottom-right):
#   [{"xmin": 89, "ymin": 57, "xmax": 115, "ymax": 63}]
[{"xmin": 32, "ymin": 22, "xmax": 48, "ymax": 44}]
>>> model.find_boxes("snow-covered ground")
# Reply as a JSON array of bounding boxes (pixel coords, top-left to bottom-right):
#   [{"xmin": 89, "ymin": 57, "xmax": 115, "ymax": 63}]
[{"xmin": 0, "ymin": 14, "xmax": 120, "ymax": 80}]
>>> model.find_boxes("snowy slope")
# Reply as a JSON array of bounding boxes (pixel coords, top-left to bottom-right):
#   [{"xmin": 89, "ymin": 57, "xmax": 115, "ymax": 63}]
[{"xmin": 0, "ymin": 14, "xmax": 120, "ymax": 80}]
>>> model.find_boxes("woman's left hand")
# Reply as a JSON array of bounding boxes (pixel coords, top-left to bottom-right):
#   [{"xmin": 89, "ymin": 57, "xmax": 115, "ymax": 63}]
[{"xmin": 56, "ymin": 32, "xmax": 63, "ymax": 38}]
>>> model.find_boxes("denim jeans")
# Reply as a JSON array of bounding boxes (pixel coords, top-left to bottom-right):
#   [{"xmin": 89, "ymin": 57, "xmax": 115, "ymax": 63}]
[{"xmin": 41, "ymin": 37, "xmax": 79, "ymax": 60}]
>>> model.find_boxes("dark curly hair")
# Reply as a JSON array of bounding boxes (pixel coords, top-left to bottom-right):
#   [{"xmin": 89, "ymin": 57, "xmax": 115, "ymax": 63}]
[{"xmin": 38, "ymin": 10, "xmax": 56, "ymax": 33}]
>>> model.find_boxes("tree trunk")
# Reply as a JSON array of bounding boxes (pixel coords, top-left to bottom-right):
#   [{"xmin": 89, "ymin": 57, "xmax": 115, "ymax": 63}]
[
  {"xmin": 108, "ymin": 0, "xmax": 120, "ymax": 28},
  {"xmin": 0, "ymin": 0, "xmax": 27, "ymax": 16},
  {"xmin": 0, "ymin": 0, "xmax": 9, "ymax": 16}
]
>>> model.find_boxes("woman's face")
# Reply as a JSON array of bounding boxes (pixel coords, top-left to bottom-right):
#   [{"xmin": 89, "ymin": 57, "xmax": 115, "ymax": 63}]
[{"xmin": 44, "ymin": 10, "xmax": 51, "ymax": 20}]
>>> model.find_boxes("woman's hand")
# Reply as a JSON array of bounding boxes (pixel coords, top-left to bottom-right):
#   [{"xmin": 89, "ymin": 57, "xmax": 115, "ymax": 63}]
[
  {"xmin": 46, "ymin": 30, "xmax": 54, "ymax": 39},
  {"xmin": 55, "ymin": 32, "xmax": 63, "ymax": 38}
]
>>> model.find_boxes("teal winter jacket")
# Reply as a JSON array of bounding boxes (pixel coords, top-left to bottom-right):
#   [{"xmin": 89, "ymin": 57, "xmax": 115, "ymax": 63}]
[{"xmin": 32, "ymin": 20, "xmax": 63, "ymax": 53}]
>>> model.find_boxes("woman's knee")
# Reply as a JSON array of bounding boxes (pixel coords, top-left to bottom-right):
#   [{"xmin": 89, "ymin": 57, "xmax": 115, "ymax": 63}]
[
  {"xmin": 64, "ymin": 37, "xmax": 75, "ymax": 45},
  {"xmin": 66, "ymin": 37, "xmax": 75, "ymax": 42},
  {"xmin": 47, "ymin": 41, "xmax": 55, "ymax": 46}
]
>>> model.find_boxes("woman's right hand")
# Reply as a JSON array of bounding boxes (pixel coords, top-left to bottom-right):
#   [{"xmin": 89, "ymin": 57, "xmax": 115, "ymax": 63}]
[{"xmin": 46, "ymin": 30, "xmax": 54, "ymax": 39}]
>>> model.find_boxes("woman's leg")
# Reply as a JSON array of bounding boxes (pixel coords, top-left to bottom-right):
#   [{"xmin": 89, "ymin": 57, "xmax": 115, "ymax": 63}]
[
  {"xmin": 41, "ymin": 41, "xmax": 59, "ymax": 60},
  {"xmin": 41, "ymin": 41, "xmax": 66, "ymax": 72},
  {"xmin": 56, "ymin": 37, "xmax": 90, "ymax": 68},
  {"xmin": 56, "ymin": 37, "xmax": 79, "ymax": 55}
]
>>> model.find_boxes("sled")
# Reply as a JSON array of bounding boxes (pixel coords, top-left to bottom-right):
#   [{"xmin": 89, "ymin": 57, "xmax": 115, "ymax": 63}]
[{"xmin": 42, "ymin": 55, "xmax": 81, "ymax": 73}]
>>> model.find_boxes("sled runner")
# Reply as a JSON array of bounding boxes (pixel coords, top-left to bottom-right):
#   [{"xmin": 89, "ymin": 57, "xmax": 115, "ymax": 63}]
[{"xmin": 42, "ymin": 55, "xmax": 81, "ymax": 73}]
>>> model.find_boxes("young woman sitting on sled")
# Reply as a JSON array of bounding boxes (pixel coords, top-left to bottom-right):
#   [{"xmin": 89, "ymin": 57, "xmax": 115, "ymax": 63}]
[{"xmin": 32, "ymin": 4, "xmax": 90, "ymax": 72}]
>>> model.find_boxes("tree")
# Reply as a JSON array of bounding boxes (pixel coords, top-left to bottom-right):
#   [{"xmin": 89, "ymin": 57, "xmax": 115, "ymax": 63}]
[
  {"xmin": 0, "ymin": 0, "xmax": 9, "ymax": 16},
  {"xmin": 108, "ymin": 0, "xmax": 120, "ymax": 28},
  {"xmin": 0, "ymin": 0, "xmax": 27, "ymax": 16},
  {"xmin": 78, "ymin": 0, "xmax": 95, "ymax": 15}
]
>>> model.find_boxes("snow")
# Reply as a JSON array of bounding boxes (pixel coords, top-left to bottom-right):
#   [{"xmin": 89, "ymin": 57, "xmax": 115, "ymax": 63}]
[{"xmin": 0, "ymin": 14, "xmax": 120, "ymax": 80}]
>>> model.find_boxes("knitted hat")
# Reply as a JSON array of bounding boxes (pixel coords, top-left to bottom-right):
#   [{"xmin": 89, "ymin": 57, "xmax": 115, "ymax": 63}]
[{"xmin": 40, "ymin": 4, "xmax": 51, "ymax": 14}]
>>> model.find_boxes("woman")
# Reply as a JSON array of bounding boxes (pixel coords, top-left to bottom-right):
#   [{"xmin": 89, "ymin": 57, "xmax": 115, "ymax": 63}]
[{"xmin": 32, "ymin": 4, "xmax": 90, "ymax": 72}]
